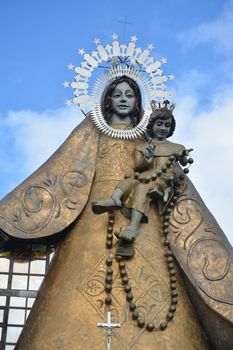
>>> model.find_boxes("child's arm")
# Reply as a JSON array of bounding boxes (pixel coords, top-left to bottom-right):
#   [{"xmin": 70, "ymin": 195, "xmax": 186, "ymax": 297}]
[{"xmin": 134, "ymin": 145, "xmax": 153, "ymax": 172}]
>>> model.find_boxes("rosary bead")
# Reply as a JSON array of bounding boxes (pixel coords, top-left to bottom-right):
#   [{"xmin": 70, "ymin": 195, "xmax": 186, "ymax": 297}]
[
  {"xmin": 165, "ymin": 249, "xmax": 173, "ymax": 257},
  {"xmin": 159, "ymin": 321, "xmax": 167, "ymax": 330},
  {"xmin": 122, "ymin": 276, "xmax": 129, "ymax": 284},
  {"xmin": 168, "ymin": 201, "xmax": 175, "ymax": 208},
  {"xmin": 164, "ymin": 239, "xmax": 170, "ymax": 247},
  {"xmin": 188, "ymin": 157, "xmax": 194, "ymax": 164},
  {"xmin": 120, "ymin": 269, "xmax": 127, "ymax": 277},
  {"xmin": 166, "ymin": 160, "xmax": 172, "ymax": 167},
  {"xmin": 129, "ymin": 302, "xmax": 136, "ymax": 311},
  {"xmin": 171, "ymin": 283, "xmax": 177, "ymax": 290},
  {"xmin": 119, "ymin": 261, "xmax": 125, "ymax": 268},
  {"xmin": 151, "ymin": 174, "xmax": 157, "ymax": 180},
  {"xmin": 107, "ymin": 227, "xmax": 113, "ymax": 233},
  {"xmin": 172, "ymin": 297, "xmax": 178, "ymax": 305},
  {"xmin": 105, "ymin": 296, "xmax": 112, "ymax": 305},
  {"xmin": 146, "ymin": 322, "xmax": 155, "ymax": 331},
  {"xmin": 116, "ymin": 255, "xmax": 123, "ymax": 262},
  {"xmin": 163, "ymin": 222, "xmax": 169, "ymax": 229},
  {"xmin": 165, "ymin": 208, "xmax": 172, "ymax": 214},
  {"xmin": 108, "ymin": 218, "xmax": 115, "ymax": 225},
  {"xmin": 106, "ymin": 241, "xmax": 112, "ymax": 249},
  {"xmin": 179, "ymin": 174, "xmax": 185, "ymax": 181},
  {"xmin": 172, "ymin": 195, "xmax": 178, "ymax": 201},
  {"xmin": 171, "ymin": 276, "xmax": 177, "ymax": 283},
  {"xmin": 137, "ymin": 319, "xmax": 145, "ymax": 328},
  {"xmin": 106, "ymin": 275, "xmax": 113, "ymax": 283},
  {"xmin": 132, "ymin": 310, "xmax": 139, "ymax": 320},
  {"xmin": 108, "ymin": 212, "xmax": 115, "ymax": 219},
  {"xmin": 126, "ymin": 292, "xmax": 133, "ymax": 302},
  {"xmin": 161, "ymin": 166, "xmax": 167, "ymax": 173},
  {"xmin": 106, "ymin": 257, "xmax": 113, "ymax": 266},
  {"xmin": 171, "ymin": 290, "xmax": 178, "ymax": 297},
  {"xmin": 157, "ymin": 170, "xmax": 162, "ymax": 176},
  {"xmin": 125, "ymin": 285, "xmax": 131, "ymax": 293},
  {"xmin": 134, "ymin": 172, "xmax": 139, "ymax": 179},
  {"xmin": 183, "ymin": 168, "xmax": 189, "ymax": 174},
  {"xmin": 166, "ymin": 312, "xmax": 174, "ymax": 321},
  {"xmin": 107, "ymin": 233, "xmax": 113, "ymax": 240},
  {"xmin": 169, "ymin": 269, "xmax": 176, "ymax": 276},
  {"xmin": 167, "ymin": 256, "xmax": 173, "ymax": 263},
  {"xmin": 105, "ymin": 284, "xmax": 112, "ymax": 293},
  {"xmin": 163, "ymin": 228, "xmax": 169, "ymax": 235},
  {"xmin": 169, "ymin": 305, "xmax": 176, "ymax": 312},
  {"xmin": 107, "ymin": 268, "xmax": 113, "ymax": 275},
  {"xmin": 168, "ymin": 262, "xmax": 174, "ymax": 269}
]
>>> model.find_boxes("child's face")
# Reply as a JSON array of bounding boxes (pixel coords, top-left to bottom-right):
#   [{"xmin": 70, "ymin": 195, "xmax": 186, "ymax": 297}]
[{"xmin": 152, "ymin": 117, "xmax": 172, "ymax": 140}]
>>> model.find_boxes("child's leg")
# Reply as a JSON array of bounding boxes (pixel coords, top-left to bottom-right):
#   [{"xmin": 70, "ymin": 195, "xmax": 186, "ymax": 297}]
[
  {"xmin": 92, "ymin": 179, "xmax": 136, "ymax": 214},
  {"xmin": 119, "ymin": 209, "xmax": 143, "ymax": 241}
]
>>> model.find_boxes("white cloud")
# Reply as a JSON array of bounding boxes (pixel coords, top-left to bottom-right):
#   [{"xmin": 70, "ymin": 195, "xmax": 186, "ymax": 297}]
[
  {"xmin": 0, "ymin": 106, "xmax": 84, "ymax": 192},
  {"xmin": 178, "ymin": 1, "xmax": 233, "ymax": 55}
]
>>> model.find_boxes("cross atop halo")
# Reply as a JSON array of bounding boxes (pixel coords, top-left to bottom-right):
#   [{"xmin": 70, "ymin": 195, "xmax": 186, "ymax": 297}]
[{"xmin": 64, "ymin": 33, "xmax": 174, "ymax": 109}]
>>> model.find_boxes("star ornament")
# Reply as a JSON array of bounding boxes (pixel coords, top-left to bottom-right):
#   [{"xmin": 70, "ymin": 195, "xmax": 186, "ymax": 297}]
[
  {"xmin": 67, "ymin": 64, "xmax": 74, "ymax": 70},
  {"xmin": 112, "ymin": 33, "xmax": 118, "ymax": 40},
  {"xmin": 65, "ymin": 99, "xmax": 73, "ymax": 106},
  {"xmin": 161, "ymin": 57, "xmax": 167, "ymax": 64},
  {"xmin": 130, "ymin": 35, "xmax": 137, "ymax": 42},
  {"xmin": 63, "ymin": 81, "xmax": 70, "ymax": 88},
  {"xmin": 78, "ymin": 48, "xmax": 85, "ymax": 55},
  {"xmin": 168, "ymin": 74, "xmax": 175, "ymax": 80},
  {"xmin": 94, "ymin": 38, "xmax": 100, "ymax": 45}
]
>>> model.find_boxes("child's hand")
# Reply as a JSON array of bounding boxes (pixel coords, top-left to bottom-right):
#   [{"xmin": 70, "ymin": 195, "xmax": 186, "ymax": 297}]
[{"xmin": 144, "ymin": 144, "xmax": 155, "ymax": 160}]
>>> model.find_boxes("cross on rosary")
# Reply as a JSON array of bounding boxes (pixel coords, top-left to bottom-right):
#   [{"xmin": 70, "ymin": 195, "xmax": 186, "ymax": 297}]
[{"xmin": 97, "ymin": 311, "xmax": 121, "ymax": 350}]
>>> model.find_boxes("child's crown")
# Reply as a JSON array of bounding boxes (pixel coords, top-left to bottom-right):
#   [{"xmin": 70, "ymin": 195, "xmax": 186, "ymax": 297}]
[{"xmin": 150, "ymin": 99, "xmax": 175, "ymax": 113}]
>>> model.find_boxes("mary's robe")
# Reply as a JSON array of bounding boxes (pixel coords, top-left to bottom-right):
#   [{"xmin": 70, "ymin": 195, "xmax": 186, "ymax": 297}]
[{"xmin": 0, "ymin": 117, "xmax": 232, "ymax": 349}]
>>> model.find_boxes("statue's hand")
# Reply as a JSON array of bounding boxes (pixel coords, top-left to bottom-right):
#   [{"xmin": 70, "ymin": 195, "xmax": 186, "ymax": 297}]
[{"xmin": 144, "ymin": 144, "xmax": 155, "ymax": 160}]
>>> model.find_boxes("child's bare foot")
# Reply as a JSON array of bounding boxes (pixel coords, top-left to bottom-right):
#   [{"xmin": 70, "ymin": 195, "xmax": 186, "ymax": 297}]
[
  {"xmin": 116, "ymin": 240, "xmax": 135, "ymax": 258},
  {"xmin": 119, "ymin": 225, "xmax": 138, "ymax": 241},
  {"xmin": 92, "ymin": 197, "xmax": 122, "ymax": 214}
]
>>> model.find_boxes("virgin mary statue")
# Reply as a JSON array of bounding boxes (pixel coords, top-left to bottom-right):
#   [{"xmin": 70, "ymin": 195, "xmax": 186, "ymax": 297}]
[{"xmin": 0, "ymin": 35, "xmax": 232, "ymax": 350}]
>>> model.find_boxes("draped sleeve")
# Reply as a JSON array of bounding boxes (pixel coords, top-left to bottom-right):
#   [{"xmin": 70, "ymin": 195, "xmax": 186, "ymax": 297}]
[{"xmin": 0, "ymin": 116, "xmax": 99, "ymax": 240}]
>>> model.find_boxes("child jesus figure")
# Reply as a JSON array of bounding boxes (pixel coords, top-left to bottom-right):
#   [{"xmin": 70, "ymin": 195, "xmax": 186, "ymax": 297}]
[{"xmin": 92, "ymin": 101, "xmax": 192, "ymax": 257}]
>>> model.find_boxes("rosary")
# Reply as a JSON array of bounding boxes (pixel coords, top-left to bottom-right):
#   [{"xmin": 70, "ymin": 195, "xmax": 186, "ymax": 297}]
[{"xmin": 101, "ymin": 154, "xmax": 193, "ymax": 332}]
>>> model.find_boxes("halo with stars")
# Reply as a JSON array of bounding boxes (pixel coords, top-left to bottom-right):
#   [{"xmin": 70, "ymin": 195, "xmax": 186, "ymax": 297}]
[{"xmin": 64, "ymin": 33, "xmax": 175, "ymax": 139}]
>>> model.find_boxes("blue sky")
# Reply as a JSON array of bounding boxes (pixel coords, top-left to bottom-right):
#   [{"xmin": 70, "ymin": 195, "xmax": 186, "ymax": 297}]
[{"xmin": 0, "ymin": 0, "xmax": 233, "ymax": 242}]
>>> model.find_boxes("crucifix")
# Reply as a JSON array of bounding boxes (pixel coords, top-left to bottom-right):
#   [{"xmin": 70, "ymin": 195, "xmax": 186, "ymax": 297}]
[
  {"xmin": 118, "ymin": 15, "xmax": 132, "ymax": 43},
  {"xmin": 97, "ymin": 311, "xmax": 121, "ymax": 350}
]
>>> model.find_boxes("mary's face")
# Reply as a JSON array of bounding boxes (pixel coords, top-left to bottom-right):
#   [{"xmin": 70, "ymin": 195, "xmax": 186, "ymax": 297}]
[{"xmin": 110, "ymin": 81, "xmax": 136, "ymax": 117}]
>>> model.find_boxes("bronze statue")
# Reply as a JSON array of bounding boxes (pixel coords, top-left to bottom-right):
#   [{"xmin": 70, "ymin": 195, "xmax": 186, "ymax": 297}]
[
  {"xmin": 0, "ymin": 54, "xmax": 233, "ymax": 349},
  {"xmin": 92, "ymin": 102, "xmax": 193, "ymax": 258}
]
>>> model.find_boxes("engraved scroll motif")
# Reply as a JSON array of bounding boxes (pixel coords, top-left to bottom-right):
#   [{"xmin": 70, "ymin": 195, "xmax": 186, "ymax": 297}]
[
  {"xmin": 169, "ymin": 197, "xmax": 204, "ymax": 250},
  {"xmin": 169, "ymin": 195, "xmax": 233, "ymax": 305},
  {"xmin": 0, "ymin": 170, "xmax": 87, "ymax": 234},
  {"xmin": 0, "ymin": 184, "xmax": 56, "ymax": 233},
  {"xmin": 187, "ymin": 238, "xmax": 233, "ymax": 305},
  {"xmin": 61, "ymin": 171, "xmax": 87, "ymax": 210}
]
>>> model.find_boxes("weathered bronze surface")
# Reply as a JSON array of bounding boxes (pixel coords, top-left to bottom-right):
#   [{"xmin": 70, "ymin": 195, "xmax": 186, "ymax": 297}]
[
  {"xmin": 15, "ymin": 132, "xmax": 209, "ymax": 349},
  {"xmin": 0, "ymin": 117, "xmax": 98, "ymax": 239}
]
